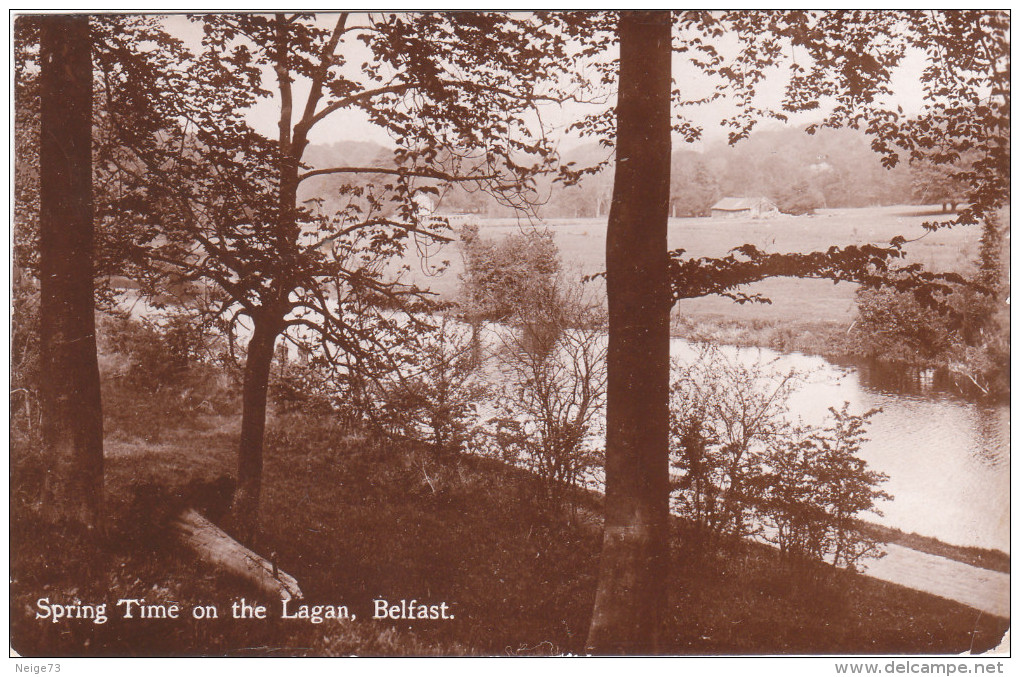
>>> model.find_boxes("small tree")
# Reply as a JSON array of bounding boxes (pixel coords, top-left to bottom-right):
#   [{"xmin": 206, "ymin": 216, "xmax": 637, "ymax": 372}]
[
  {"xmin": 375, "ymin": 316, "xmax": 486, "ymax": 457},
  {"xmin": 458, "ymin": 223, "xmax": 563, "ymax": 371},
  {"xmin": 755, "ymin": 434, "xmax": 830, "ymax": 567},
  {"xmin": 669, "ymin": 346, "xmax": 801, "ymax": 549},
  {"xmin": 852, "ymin": 282, "xmax": 958, "ymax": 362},
  {"xmin": 758, "ymin": 405, "xmax": 891, "ymax": 571},
  {"xmin": 491, "ymin": 276, "xmax": 607, "ymax": 506},
  {"xmin": 669, "ymin": 348, "xmax": 891, "ymax": 570},
  {"xmin": 100, "ymin": 308, "xmax": 218, "ymax": 394},
  {"xmin": 775, "ymin": 178, "xmax": 823, "ymax": 216},
  {"xmin": 92, "ymin": 12, "xmax": 580, "ymax": 540}
]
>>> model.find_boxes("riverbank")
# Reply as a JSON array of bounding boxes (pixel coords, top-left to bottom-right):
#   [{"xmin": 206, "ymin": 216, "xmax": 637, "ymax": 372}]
[
  {"xmin": 10, "ymin": 378, "xmax": 1008, "ymax": 655},
  {"xmin": 670, "ymin": 312, "xmax": 852, "ymax": 360},
  {"xmin": 669, "ymin": 312, "xmax": 1007, "ymax": 404},
  {"xmin": 862, "ymin": 543, "xmax": 1009, "ymax": 619},
  {"xmin": 858, "ymin": 522, "xmax": 1009, "ymax": 575}
]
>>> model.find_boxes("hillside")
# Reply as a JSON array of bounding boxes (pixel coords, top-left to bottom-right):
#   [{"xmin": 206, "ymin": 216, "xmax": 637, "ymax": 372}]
[{"xmin": 9, "ymin": 369, "xmax": 1009, "ymax": 655}]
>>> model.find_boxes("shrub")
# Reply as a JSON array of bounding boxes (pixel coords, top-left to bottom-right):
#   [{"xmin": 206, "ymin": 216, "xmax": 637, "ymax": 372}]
[
  {"xmin": 852, "ymin": 285, "xmax": 957, "ymax": 362},
  {"xmin": 669, "ymin": 347, "xmax": 891, "ymax": 570},
  {"xmin": 374, "ymin": 317, "xmax": 487, "ymax": 456},
  {"xmin": 488, "ymin": 276, "xmax": 607, "ymax": 505},
  {"xmin": 99, "ymin": 309, "xmax": 219, "ymax": 392},
  {"xmin": 670, "ymin": 346, "xmax": 801, "ymax": 547},
  {"xmin": 459, "ymin": 223, "xmax": 560, "ymax": 324},
  {"xmin": 850, "ymin": 213, "xmax": 1009, "ymax": 400},
  {"xmin": 270, "ymin": 353, "xmax": 351, "ymax": 418},
  {"xmin": 97, "ymin": 310, "xmax": 239, "ymax": 439},
  {"xmin": 757, "ymin": 405, "xmax": 891, "ymax": 570}
]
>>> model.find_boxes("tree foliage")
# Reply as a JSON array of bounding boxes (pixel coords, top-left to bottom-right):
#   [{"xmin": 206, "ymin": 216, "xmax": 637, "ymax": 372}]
[
  {"xmin": 910, "ymin": 158, "xmax": 968, "ymax": 212},
  {"xmin": 678, "ymin": 11, "xmax": 1008, "ymax": 216},
  {"xmin": 670, "ymin": 347, "xmax": 802, "ymax": 547},
  {"xmin": 850, "ymin": 210, "xmax": 1010, "ymax": 398},
  {"xmin": 565, "ymin": 11, "xmax": 1007, "ymax": 308},
  {"xmin": 569, "ymin": 13, "xmax": 1007, "ymax": 647},
  {"xmin": 87, "ymin": 12, "xmax": 583, "ymax": 537},
  {"xmin": 669, "ymin": 151, "xmax": 719, "ymax": 217},
  {"xmin": 376, "ymin": 317, "xmax": 487, "ymax": 457},
  {"xmin": 668, "ymin": 241, "xmax": 971, "ymax": 311},
  {"xmin": 758, "ymin": 405, "xmax": 891, "ymax": 570},
  {"xmin": 458, "ymin": 223, "xmax": 561, "ymax": 325},
  {"xmin": 663, "ymin": 10, "xmax": 1008, "ymax": 298}
]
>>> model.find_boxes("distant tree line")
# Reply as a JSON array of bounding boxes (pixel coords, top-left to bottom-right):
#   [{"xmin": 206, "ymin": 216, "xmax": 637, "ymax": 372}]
[
  {"xmin": 442, "ymin": 125, "xmax": 972, "ymax": 220},
  {"xmin": 271, "ymin": 116, "xmax": 977, "ymax": 223}
]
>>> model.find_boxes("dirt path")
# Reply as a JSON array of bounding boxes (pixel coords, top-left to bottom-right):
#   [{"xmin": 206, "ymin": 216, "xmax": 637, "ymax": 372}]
[{"xmin": 861, "ymin": 543, "xmax": 1010, "ymax": 619}]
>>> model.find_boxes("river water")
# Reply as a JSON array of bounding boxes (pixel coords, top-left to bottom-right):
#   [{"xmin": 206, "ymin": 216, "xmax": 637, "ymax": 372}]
[{"xmin": 669, "ymin": 339, "xmax": 1010, "ymax": 555}]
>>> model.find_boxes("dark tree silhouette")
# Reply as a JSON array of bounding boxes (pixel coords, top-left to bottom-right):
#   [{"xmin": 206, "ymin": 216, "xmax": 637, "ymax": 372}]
[
  {"xmin": 586, "ymin": 10, "xmax": 672, "ymax": 654},
  {"xmin": 37, "ymin": 15, "xmax": 104, "ymax": 531},
  {"xmin": 16, "ymin": 14, "xmax": 210, "ymax": 530}
]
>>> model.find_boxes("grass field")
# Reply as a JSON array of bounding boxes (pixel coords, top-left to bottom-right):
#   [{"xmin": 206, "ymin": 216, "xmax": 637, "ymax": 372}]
[
  {"xmin": 409, "ymin": 205, "xmax": 983, "ymax": 307},
  {"xmin": 400, "ymin": 205, "xmax": 989, "ymax": 356}
]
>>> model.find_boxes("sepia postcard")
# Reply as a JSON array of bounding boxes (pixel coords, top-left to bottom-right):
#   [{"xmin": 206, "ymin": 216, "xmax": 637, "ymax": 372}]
[{"xmin": 9, "ymin": 10, "xmax": 1010, "ymax": 667}]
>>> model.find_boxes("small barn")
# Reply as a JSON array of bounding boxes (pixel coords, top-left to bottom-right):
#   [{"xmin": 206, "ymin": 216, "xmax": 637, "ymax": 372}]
[
  {"xmin": 432, "ymin": 212, "xmax": 474, "ymax": 227},
  {"xmin": 710, "ymin": 196, "xmax": 779, "ymax": 219}
]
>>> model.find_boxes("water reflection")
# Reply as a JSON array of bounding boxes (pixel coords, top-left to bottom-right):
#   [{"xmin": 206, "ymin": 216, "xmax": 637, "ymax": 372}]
[{"xmin": 671, "ymin": 339, "xmax": 1010, "ymax": 554}]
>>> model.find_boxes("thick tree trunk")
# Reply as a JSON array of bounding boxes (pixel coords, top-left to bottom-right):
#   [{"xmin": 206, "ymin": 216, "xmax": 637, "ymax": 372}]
[
  {"xmin": 229, "ymin": 317, "xmax": 280, "ymax": 542},
  {"xmin": 587, "ymin": 11, "xmax": 672, "ymax": 655},
  {"xmin": 38, "ymin": 16, "xmax": 104, "ymax": 532}
]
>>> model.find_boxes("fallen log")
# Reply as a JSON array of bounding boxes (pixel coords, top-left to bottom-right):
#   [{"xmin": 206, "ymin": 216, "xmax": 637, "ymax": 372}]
[{"xmin": 169, "ymin": 507, "xmax": 304, "ymax": 601}]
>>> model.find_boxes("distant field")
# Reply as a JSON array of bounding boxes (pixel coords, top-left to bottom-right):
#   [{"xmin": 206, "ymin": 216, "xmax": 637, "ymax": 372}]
[{"xmin": 400, "ymin": 205, "xmax": 989, "ymax": 327}]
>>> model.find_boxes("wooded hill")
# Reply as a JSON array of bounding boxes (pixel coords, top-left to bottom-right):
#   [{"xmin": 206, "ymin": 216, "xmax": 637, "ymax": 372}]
[{"xmin": 322, "ymin": 126, "xmax": 924, "ymax": 220}]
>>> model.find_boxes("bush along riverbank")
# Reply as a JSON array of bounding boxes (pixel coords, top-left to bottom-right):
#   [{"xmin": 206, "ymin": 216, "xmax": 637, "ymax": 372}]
[
  {"xmin": 670, "ymin": 298, "xmax": 1009, "ymax": 405},
  {"xmin": 10, "ymin": 373, "xmax": 1009, "ymax": 656}
]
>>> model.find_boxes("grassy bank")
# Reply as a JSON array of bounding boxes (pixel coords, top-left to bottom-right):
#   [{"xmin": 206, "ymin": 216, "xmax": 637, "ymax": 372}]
[
  {"xmin": 10, "ymin": 376, "xmax": 1009, "ymax": 656},
  {"xmin": 670, "ymin": 311, "xmax": 852, "ymax": 359}
]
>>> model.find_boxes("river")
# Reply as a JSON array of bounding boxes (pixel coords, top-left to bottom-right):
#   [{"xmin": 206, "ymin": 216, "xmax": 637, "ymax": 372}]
[
  {"xmin": 120, "ymin": 295, "xmax": 1009, "ymax": 554},
  {"xmin": 669, "ymin": 339, "xmax": 1010, "ymax": 555}
]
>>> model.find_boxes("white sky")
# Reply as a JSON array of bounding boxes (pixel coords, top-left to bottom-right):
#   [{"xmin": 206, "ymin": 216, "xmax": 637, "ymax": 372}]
[{"xmin": 159, "ymin": 12, "xmax": 933, "ymax": 152}]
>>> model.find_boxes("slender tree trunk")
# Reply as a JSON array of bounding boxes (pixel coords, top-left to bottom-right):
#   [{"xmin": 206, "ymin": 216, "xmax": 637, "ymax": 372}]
[
  {"xmin": 230, "ymin": 316, "xmax": 280, "ymax": 542},
  {"xmin": 587, "ymin": 11, "xmax": 673, "ymax": 654},
  {"xmin": 228, "ymin": 16, "xmax": 300, "ymax": 542},
  {"xmin": 38, "ymin": 15, "xmax": 104, "ymax": 532},
  {"xmin": 978, "ymin": 211, "xmax": 1004, "ymax": 290}
]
